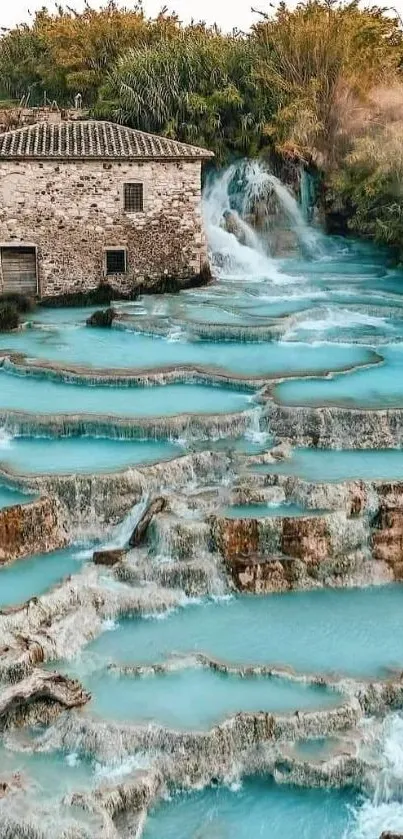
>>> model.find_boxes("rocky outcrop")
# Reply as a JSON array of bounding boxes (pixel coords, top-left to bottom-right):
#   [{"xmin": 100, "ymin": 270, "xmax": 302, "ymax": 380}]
[
  {"xmin": 0, "ymin": 495, "xmax": 68, "ymax": 562},
  {"xmin": 213, "ymin": 517, "xmax": 260, "ymax": 558},
  {"xmin": 211, "ymin": 513, "xmax": 337, "ymax": 593},
  {"xmin": 129, "ymin": 497, "xmax": 166, "ymax": 547},
  {"xmin": 281, "ymin": 517, "xmax": 330, "ymax": 564},
  {"xmin": 371, "ymin": 491, "xmax": 403, "ymax": 579},
  {"xmin": 228, "ymin": 554, "xmax": 298, "ymax": 593},
  {"xmin": 86, "ymin": 308, "xmax": 116, "ymax": 328},
  {"xmin": 265, "ymin": 402, "xmax": 403, "ymax": 449},
  {"xmin": 0, "ymin": 564, "xmax": 185, "ymax": 676},
  {"xmin": 0, "ymin": 670, "xmax": 90, "ymax": 729},
  {"xmin": 93, "ymin": 548, "xmax": 126, "ymax": 566},
  {"xmin": 44, "ymin": 699, "xmax": 360, "ymax": 771}
]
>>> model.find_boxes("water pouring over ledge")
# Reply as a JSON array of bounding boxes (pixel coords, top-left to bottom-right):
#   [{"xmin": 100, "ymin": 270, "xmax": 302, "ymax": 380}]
[{"xmin": 202, "ymin": 160, "xmax": 323, "ymax": 280}]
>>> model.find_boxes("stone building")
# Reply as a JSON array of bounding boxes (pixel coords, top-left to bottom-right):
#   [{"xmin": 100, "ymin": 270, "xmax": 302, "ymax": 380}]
[{"xmin": 0, "ymin": 119, "xmax": 213, "ymax": 298}]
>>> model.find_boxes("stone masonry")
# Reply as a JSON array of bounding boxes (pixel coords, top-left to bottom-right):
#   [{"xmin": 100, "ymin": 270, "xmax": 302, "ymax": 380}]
[{"xmin": 0, "ymin": 121, "xmax": 213, "ymax": 298}]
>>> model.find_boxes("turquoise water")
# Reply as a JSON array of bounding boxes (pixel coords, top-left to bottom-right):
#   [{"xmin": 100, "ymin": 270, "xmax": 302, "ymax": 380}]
[
  {"xmin": 3, "ymin": 231, "xmax": 403, "ymax": 836},
  {"xmin": 0, "ymin": 743, "xmax": 95, "ymax": 800},
  {"xmin": 222, "ymin": 502, "xmax": 327, "ymax": 518},
  {"xmin": 275, "ymin": 345, "xmax": 403, "ymax": 408},
  {"xmin": 0, "ymin": 482, "xmax": 34, "ymax": 509},
  {"xmin": 0, "ymin": 545, "xmax": 84, "ymax": 607},
  {"xmin": 143, "ymin": 779, "xmax": 356, "ymax": 839},
  {"xmin": 87, "ymin": 586, "xmax": 403, "ymax": 677},
  {"xmin": 0, "ymin": 435, "xmax": 182, "ymax": 474},
  {"xmin": 253, "ymin": 448, "xmax": 403, "ymax": 482},
  {"xmin": 0, "ymin": 325, "xmax": 376, "ymax": 376},
  {"xmin": 85, "ymin": 667, "xmax": 338, "ymax": 729},
  {"xmin": 0, "ymin": 370, "xmax": 252, "ymax": 417}
]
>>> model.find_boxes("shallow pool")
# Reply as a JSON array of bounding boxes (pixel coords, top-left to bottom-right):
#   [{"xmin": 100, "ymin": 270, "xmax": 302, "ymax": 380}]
[
  {"xmin": 0, "ymin": 545, "xmax": 84, "ymax": 607},
  {"xmin": 253, "ymin": 448, "xmax": 403, "ymax": 482},
  {"xmin": 0, "ymin": 326, "xmax": 377, "ymax": 376},
  {"xmin": 222, "ymin": 502, "xmax": 327, "ymax": 518},
  {"xmin": 86, "ymin": 586, "xmax": 403, "ymax": 677},
  {"xmin": 85, "ymin": 666, "xmax": 338, "ymax": 729},
  {"xmin": 0, "ymin": 482, "xmax": 34, "ymax": 509},
  {"xmin": 142, "ymin": 778, "xmax": 356, "ymax": 839},
  {"xmin": 0, "ymin": 371, "xmax": 252, "ymax": 417},
  {"xmin": 274, "ymin": 345, "xmax": 403, "ymax": 409},
  {"xmin": 0, "ymin": 434, "xmax": 183, "ymax": 475}
]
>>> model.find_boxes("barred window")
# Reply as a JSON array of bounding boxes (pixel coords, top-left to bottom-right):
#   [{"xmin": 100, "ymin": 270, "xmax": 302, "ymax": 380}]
[
  {"xmin": 124, "ymin": 183, "xmax": 144, "ymax": 212},
  {"xmin": 105, "ymin": 249, "xmax": 126, "ymax": 275}
]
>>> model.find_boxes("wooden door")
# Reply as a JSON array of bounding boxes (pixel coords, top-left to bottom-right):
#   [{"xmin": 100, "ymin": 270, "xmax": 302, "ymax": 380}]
[{"xmin": 1, "ymin": 247, "xmax": 37, "ymax": 295}]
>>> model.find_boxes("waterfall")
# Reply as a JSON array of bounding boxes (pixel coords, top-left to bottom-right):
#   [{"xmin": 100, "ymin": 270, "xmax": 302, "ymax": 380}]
[
  {"xmin": 102, "ymin": 495, "xmax": 149, "ymax": 550},
  {"xmin": 203, "ymin": 164, "xmax": 282, "ymax": 282},
  {"xmin": 299, "ymin": 167, "xmax": 317, "ymax": 223},
  {"xmin": 76, "ymin": 495, "xmax": 149, "ymax": 558},
  {"xmin": 0, "ymin": 427, "xmax": 13, "ymax": 450},
  {"xmin": 350, "ymin": 714, "xmax": 403, "ymax": 837},
  {"xmin": 261, "ymin": 171, "xmax": 322, "ymax": 256},
  {"xmin": 203, "ymin": 160, "xmax": 322, "ymax": 277}
]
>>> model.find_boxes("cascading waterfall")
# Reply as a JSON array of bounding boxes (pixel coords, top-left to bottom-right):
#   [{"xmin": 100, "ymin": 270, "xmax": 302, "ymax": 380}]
[
  {"xmin": 203, "ymin": 164, "xmax": 279, "ymax": 281},
  {"xmin": 299, "ymin": 167, "xmax": 317, "ymax": 223},
  {"xmin": 0, "ymin": 427, "xmax": 13, "ymax": 450},
  {"xmin": 76, "ymin": 495, "xmax": 149, "ymax": 560},
  {"xmin": 349, "ymin": 714, "xmax": 403, "ymax": 837},
  {"xmin": 203, "ymin": 160, "xmax": 323, "ymax": 280}
]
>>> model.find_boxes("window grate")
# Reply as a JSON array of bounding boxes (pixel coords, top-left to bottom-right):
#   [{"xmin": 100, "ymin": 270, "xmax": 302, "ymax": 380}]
[
  {"xmin": 124, "ymin": 182, "xmax": 144, "ymax": 212},
  {"xmin": 106, "ymin": 249, "xmax": 126, "ymax": 275}
]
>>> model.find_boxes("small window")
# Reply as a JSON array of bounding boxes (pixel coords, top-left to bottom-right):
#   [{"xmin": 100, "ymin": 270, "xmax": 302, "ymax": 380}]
[
  {"xmin": 124, "ymin": 183, "xmax": 144, "ymax": 212},
  {"xmin": 105, "ymin": 249, "xmax": 127, "ymax": 275}
]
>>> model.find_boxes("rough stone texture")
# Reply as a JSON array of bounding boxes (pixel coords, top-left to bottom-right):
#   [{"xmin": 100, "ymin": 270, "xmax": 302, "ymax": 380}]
[
  {"xmin": 211, "ymin": 506, "xmax": 389, "ymax": 593},
  {"xmin": 0, "ymin": 495, "xmax": 68, "ymax": 562},
  {"xmin": 281, "ymin": 517, "xmax": 331, "ymax": 565},
  {"xmin": 265, "ymin": 403, "xmax": 403, "ymax": 449},
  {"xmin": 212, "ymin": 517, "xmax": 260, "ymax": 559},
  {"xmin": 129, "ymin": 496, "xmax": 167, "ymax": 547},
  {"xmin": 212, "ymin": 514, "xmax": 331, "ymax": 568},
  {"xmin": 0, "ymin": 669, "xmax": 90, "ymax": 729},
  {"xmin": 228, "ymin": 554, "xmax": 294, "ymax": 593},
  {"xmin": 86, "ymin": 307, "xmax": 115, "ymax": 327},
  {"xmin": 0, "ymin": 157, "xmax": 208, "ymax": 297},
  {"xmin": 92, "ymin": 548, "xmax": 126, "ymax": 566},
  {"xmin": 372, "ymin": 506, "xmax": 403, "ymax": 579}
]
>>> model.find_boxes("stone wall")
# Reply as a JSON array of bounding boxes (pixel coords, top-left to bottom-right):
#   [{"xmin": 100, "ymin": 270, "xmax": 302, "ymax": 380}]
[{"xmin": 0, "ymin": 158, "xmax": 207, "ymax": 297}]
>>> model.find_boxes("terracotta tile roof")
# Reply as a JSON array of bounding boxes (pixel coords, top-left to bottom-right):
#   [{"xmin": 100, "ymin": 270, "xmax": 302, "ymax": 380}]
[{"xmin": 0, "ymin": 120, "xmax": 214, "ymax": 161}]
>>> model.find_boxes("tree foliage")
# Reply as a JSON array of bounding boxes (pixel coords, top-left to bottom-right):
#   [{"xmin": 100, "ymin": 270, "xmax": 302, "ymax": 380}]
[
  {"xmin": 1, "ymin": 0, "xmax": 403, "ymax": 245},
  {"xmin": 98, "ymin": 29, "xmax": 271, "ymax": 159}
]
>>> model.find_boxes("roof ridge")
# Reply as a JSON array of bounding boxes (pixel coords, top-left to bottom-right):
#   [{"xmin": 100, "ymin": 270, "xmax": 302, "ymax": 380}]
[{"xmin": 0, "ymin": 120, "xmax": 214, "ymax": 161}]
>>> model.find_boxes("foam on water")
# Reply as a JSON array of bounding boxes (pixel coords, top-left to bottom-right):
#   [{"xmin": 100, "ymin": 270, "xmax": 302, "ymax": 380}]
[{"xmin": 203, "ymin": 163, "xmax": 294, "ymax": 283}]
